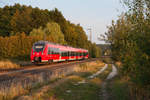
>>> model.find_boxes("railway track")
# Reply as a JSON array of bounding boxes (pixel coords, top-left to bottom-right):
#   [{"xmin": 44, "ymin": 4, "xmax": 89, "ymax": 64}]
[
  {"xmin": 0, "ymin": 58, "xmax": 98, "ymax": 83},
  {"xmin": 0, "ymin": 58, "xmax": 95, "ymax": 73}
]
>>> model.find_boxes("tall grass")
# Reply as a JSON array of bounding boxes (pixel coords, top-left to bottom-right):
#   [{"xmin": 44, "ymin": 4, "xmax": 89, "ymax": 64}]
[
  {"xmin": 74, "ymin": 61, "xmax": 104, "ymax": 73},
  {"xmin": 0, "ymin": 60, "xmax": 20, "ymax": 69}
]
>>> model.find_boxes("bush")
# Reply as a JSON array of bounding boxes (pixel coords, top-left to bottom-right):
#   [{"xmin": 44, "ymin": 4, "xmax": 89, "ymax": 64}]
[{"xmin": 0, "ymin": 33, "xmax": 42, "ymax": 60}]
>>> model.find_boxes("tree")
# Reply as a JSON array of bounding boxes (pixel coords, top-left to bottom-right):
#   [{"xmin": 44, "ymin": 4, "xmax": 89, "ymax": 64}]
[
  {"xmin": 30, "ymin": 22, "xmax": 66, "ymax": 44},
  {"xmin": 105, "ymin": 0, "xmax": 150, "ymax": 87},
  {"xmin": 10, "ymin": 7, "xmax": 32, "ymax": 35},
  {"xmin": 30, "ymin": 27, "xmax": 44, "ymax": 39},
  {"xmin": 0, "ymin": 6, "xmax": 12, "ymax": 36}
]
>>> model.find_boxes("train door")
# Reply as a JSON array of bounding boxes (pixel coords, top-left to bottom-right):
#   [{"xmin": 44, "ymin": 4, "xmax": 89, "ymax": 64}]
[{"xmin": 59, "ymin": 51, "xmax": 62, "ymax": 61}]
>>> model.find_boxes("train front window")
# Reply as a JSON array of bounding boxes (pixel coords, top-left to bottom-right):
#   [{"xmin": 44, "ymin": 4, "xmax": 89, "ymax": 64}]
[{"xmin": 34, "ymin": 44, "xmax": 45, "ymax": 52}]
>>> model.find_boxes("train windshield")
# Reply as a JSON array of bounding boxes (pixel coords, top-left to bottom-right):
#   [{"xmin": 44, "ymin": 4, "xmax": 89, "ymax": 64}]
[{"xmin": 34, "ymin": 44, "xmax": 45, "ymax": 52}]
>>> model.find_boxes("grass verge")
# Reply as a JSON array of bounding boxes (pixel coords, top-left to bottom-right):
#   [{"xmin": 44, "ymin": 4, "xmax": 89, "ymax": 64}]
[{"xmin": 15, "ymin": 60, "xmax": 105, "ymax": 100}]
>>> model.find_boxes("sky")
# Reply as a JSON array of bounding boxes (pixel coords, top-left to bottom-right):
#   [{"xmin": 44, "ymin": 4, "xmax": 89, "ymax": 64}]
[{"xmin": 0, "ymin": 0, "xmax": 125, "ymax": 44}]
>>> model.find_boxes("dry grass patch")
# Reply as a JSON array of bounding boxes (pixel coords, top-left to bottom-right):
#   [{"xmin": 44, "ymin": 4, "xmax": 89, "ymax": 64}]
[
  {"xmin": 16, "ymin": 78, "xmax": 68, "ymax": 100},
  {"xmin": 74, "ymin": 61, "xmax": 105, "ymax": 73},
  {"xmin": 90, "ymin": 78, "xmax": 102, "ymax": 85},
  {"xmin": 0, "ymin": 60, "xmax": 20, "ymax": 69},
  {"xmin": 115, "ymin": 62, "xmax": 122, "ymax": 68},
  {"xmin": 0, "ymin": 83, "xmax": 29, "ymax": 100},
  {"xmin": 17, "ymin": 96, "xmax": 32, "ymax": 100},
  {"xmin": 67, "ymin": 75, "xmax": 83, "ymax": 81}
]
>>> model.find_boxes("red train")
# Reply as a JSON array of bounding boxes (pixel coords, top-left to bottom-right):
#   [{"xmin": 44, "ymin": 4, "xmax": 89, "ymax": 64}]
[{"xmin": 30, "ymin": 41, "xmax": 89, "ymax": 63}]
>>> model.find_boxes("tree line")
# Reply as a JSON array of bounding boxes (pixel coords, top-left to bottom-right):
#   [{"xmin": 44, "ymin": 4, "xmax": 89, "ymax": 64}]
[
  {"xmin": 105, "ymin": 0, "xmax": 150, "ymax": 98},
  {"xmin": 0, "ymin": 4, "xmax": 101, "ymax": 60}
]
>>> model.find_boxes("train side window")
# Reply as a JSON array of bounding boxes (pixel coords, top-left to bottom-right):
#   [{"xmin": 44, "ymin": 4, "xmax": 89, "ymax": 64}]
[
  {"xmin": 52, "ymin": 48, "xmax": 54, "ymax": 54},
  {"xmin": 65, "ymin": 52, "xmax": 67, "ymax": 56},
  {"xmin": 48, "ymin": 48, "xmax": 49, "ymax": 54},
  {"xmin": 54, "ymin": 48, "xmax": 58, "ymax": 54},
  {"xmin": 85, "ymin": 52, "xmax": 88, "ymax": 56},
  {"xmin": 51, "ymin": 51, "xmax": 54, "ymax": 54},
  {"xmin": 48, "ymin": 47, "xmax": 51, "ymax": 54},
  {"xmin": 61, "ymin": 51, "xmax": 65, "ymax": 57},
  {"xmin": 50, "ymin": 48, "xmax": 52, "ymax": 54},
  {"xmin": 50, "ymin": 47, "xmax": 59, "ymax": 54},
  {"xmin": 84, "ymin": 53, "xmax": 86, "ymax": 56},
  {"xmin": 61, "ymin": 52, "xmax": 63, "ymax": 57},
  {"xmin": 63, "ymin": 52, "xmax": 66, "ymax": 57},
  {"xmin": 52, "ymin": 48, "xmax": 55, "ymax": 54},
  {"xmin": 69, "ymin": 52, "xmax": 71, "ymax": 56},
  {"xmin": 56, "ymin": 48, "xmax": 60, "ymax": 54},
  {"xmin": 60, "ymin": 52, "xmax": 62, "ymax": 56},
  {"xmin": 63, "ymin": 52, "xmax": 65, "ymax": 57},
  {"xmin": 61, "ymin": 52, "xmax": 63, "ymax": 56},
  {"xmin": 71, "ymin": 52, "xmax": 72, "ymax": 56}
]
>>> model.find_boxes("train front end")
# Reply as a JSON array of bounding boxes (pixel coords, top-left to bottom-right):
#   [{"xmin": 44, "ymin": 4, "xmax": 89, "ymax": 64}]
[{"xmin": 30, "ymin": 41, "xmax": 47, "ymax": 63}]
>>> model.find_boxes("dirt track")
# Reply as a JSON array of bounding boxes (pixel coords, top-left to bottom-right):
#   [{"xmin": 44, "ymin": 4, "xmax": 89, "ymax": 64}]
[{"xmin": 101, "ymin": 64, "xmax": 118, "ymax": 100}]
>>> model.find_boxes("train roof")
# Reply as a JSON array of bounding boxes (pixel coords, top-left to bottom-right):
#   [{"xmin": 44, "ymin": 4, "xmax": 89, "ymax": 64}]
[{"xmin": 34, "ymin": 41, "xmax": 88, "ymax": 52}]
